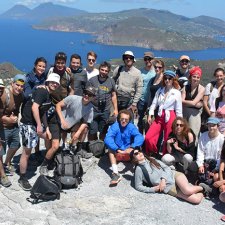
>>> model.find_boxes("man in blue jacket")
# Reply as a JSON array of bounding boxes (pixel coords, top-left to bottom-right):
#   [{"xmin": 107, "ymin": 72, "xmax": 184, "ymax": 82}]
[{"xmin": 104, "ymin": 109, "xmax": 144, "ymax": 185}]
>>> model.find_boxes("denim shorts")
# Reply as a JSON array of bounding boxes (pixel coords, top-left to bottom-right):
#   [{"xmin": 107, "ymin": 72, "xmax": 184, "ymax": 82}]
[
  {"xmin": 0, "ymin": 126, "xmax": 21, "ymax": 155},
  {"xmin": 20, "ymin": 123, "xmax": 38, "ymax": 148}
]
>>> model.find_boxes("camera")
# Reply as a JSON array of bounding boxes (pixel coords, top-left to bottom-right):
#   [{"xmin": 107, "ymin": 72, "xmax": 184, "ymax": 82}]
[{"xmin": 98, "ymin": 100, "xmax": 106, "ymax": 110}]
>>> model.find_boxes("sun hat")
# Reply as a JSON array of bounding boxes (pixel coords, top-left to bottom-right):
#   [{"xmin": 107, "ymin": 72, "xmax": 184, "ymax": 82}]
[
  {"xmin": 189, "ymin": 66, "xmax": 202, "ymax": 77},
  {"xmin": 207, "ymin": 117, "xmax": 220, "ymax": 125},
  {"xmin": 122, "ymin": 50, "xmax": 136, "ymax": 61},
  {"xmin": 179, "ymin": 55, "xmax": 190, "ymax": 61},
  {"xmin": 163, "ymin": 70, "xmax": 176, "ymax": 78},
  {"xmin": 84, "ymin": 86, "xmax": 96, "ymax": 96},
  {"xmin": 45, "ymin": 73, "xmax": 60, "ymax": 84},
  {"xmin": 0, "ymin": 79, "xmax": 5, "ymax": 88},
  {"xmin": 13, "ymin": 74, "xmax": 26, "ymax": 85},
  {"xmin": 144, "ymin": 52, "xmax": 154, "ymax": 58}
]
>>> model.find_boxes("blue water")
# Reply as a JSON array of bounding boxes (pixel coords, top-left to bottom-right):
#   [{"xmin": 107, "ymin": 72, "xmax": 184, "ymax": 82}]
[{"xmin": 0, "ymin": 19, "xmax": 225, "ymax": 72}]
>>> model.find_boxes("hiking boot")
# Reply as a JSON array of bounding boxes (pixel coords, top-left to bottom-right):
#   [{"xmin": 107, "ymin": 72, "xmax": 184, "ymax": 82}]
[
  {"xmin": 4, "ymin": 164, "xmax": 16, "ymax": 175},
  {"xmin": 1, "ymin": 176, "xmax": 12, "ymax": 187},
  {"xmin": 110, "ymin": 173, "xmax": 122, "ymax": 185},
  {"xmin": 18, "ymin": 177, "xmax": 32, "ymax": 191},
  {"xmin": 39, "ymin": 165, "xmax": 49, "ymax": 175},
  {"xmin": 199, "ymin": 183, "xmax": 213, "ymax": 197},
  {"xmin": 77, "ymin": 149, "xmax": 93, "ymax": 159}
]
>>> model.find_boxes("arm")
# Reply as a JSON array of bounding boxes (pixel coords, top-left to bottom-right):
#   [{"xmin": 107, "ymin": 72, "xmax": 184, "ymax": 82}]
[
  {"xmin": 196, "ymin": 138, "xmax": 205, "ymax": 173},
  {"xmin": 175, "ymin": 91, "xmax": 183, "ymax": 117},
  {"xmin": 182, "ymin": 86, "xmax": 205, "ymax": 107},
  {"xmin": 55, "ymin": 99, "xmax": 70, "ymax": 130},
  {"xmin": 134, "ymin": 167, "xmax": 158, "ymax": 193},
  {"xmin": 132, "ymin": 73, "xmax": 143, "ymax": 106},
  {"xmin": 111, "ymin": 91, "xmax": 118, "ymax": 116},
  {"xmin": 32, "ymin": 102, "xmax": 42, "ymax": 135},
  {"xmin": 203, "ymin": 95, "xmax": 211, "ymax": 116},
  {"xmin": 1, "ymin": 113, "xmax": 18, "ymax": 126},
  {"xmin": 104, "ymin": 124, "xmax": 120, "ymax": 151}
]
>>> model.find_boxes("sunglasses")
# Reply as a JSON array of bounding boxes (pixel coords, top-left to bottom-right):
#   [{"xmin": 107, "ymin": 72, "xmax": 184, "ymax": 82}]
[
  {"xmin": 133, "ymin": 150, "xmax": 142, "ymax": 156},
  {"xmin": 176, "ymin": 123, "xmax": 184, "ymax": 127},
  {"xmin": 144, "ymin": 57, "xmax": 153, "ymax": 61},
  {"xmin": 88, "ymin": 58, "xmax": 96, "ymax": 63},
  {"xmin": 180, "ymin": 60, "xmax": 189, "ymax": 63},
  {"xmin": 120, "ymin": 118, "xmax": 129, "ymax": 123},
  {"xmin": 164, "ymin": 76, "xmax": 172, "ymax": 81},
  {"xmin": 154, "ymin": 66, "xmax": 163, "ymax": 69},
  {"xmin": 83, "ymin": 92, "xmax": 94, "ymax": 97},
  {"xmin": 124, "ymin": 56, "xmax": 134, "ymax": 60}
]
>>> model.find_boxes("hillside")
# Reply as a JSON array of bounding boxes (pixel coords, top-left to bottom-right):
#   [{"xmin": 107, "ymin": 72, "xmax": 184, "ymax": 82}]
[
  {"xmin": 0, "ymin": 2, "xmax": 87, "ymax": 22},
  {"xmin": 34, "ymin": 8, "xmax": 225, "ymax": 51}
]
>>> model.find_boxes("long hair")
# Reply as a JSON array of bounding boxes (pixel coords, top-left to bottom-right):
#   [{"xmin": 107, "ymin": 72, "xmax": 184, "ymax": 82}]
[
  {"xmin": 132, "ymin": 153, "xmax": 161, "ymax": 169},
  {"xmin": 162, "ymin": 77, "xmax": 180, "ymax": 89},
  {"xmin": 172, "ymin": 117, "xmax": 190, "ymax": 139}
]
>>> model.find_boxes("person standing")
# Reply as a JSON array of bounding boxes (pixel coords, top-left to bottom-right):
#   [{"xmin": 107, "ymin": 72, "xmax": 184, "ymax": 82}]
[
  {"xmin": 84, "ymin": 51, "xmax": 99, "ymax": 80},
  {"xmin": 112, "ymin": 50, "xmax": 142, "ymax": 114},
  {"xmin": 69, "ymin": 53, "xmax": 87, "ymax": 96},
  {"xmin": 0, "ymin": 74, "xmax": 26, "ymax": 178},
  {"xmin": 19, "ymin": 73, "xmax": 60, "ymax": 190},
  {"xmin": 0, "ymin": 79, "xmax": 11, "ymax": 187},
  {"xmin": 137, "ymin": 52, "xmax": 155, "ymax": 134},
  {"xmin": 145, "ymin": 70, "xmax": 182, "ymax": 156},
  {"xmin": 88, "ymin": 61, "xmax": 118, "ymax": 141},
  {"xmin": 173, "ymin": 55, "xmax": 191, "ymax": 78}
]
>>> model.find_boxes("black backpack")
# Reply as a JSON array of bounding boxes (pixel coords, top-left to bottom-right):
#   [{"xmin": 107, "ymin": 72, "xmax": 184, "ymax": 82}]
[
  {"xmin": 27, "ymin": 175, "xmax": 62, "ymax": 204},
  {"xmin": 54, "ymin": 149, "xmax": 83, "ymax": 189},
  {"xmin": 88, "ymin": 140, "xmax": 105, "ymax": 158}
]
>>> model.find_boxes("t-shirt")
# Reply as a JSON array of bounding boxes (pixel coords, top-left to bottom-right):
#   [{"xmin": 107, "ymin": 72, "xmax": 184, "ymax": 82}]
[
  {"xmin": 61, "ymin": 95, "xmax": 93, "ymax": 129},
  {"xmin": 88, "ymin": 75, "xmax": 116, "ymax": 112},
  {"xmin": 205, "ymin": 82, "xmax": 219, "ymax": 109},
  {"xmin": 21, "ymin": 87, "xmax": 51, "ymax": 125},
  {"xmin": 85, "ymin": 68, "xmax": 99, "ymax": 80}
]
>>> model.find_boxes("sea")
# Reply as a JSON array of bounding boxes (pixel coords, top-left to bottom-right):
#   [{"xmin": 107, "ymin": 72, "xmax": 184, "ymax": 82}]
[{"xmin": 0, "ymin": 19, "xmax": 225, "ymax": 72}]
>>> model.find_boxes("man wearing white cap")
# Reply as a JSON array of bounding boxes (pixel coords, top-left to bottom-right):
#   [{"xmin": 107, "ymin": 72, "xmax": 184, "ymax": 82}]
[
  {"xmin": 18, "ymin": 73, "xmax": 60, "ymax": 191},
  {"xmin": 0, "ymin": 74, "xmax": 26, "ymax": 186},
  {"xmin": 173, "ymin": 55, "xmax": 191, "ymax": 78},
  {"xmin": 112, "ymin": 50, "xmax": 142, "ymax": 113}
]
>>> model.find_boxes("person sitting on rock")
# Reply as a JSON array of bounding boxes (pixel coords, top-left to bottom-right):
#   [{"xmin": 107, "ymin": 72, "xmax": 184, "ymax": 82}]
[
  {"xmin": 104, "ymin": 109, "xmax": 144, "ymax": 185},
  {"xmin": 130, "ymin": 148, "xmax": 204, "ymax": 204},
  {"xmin": 56, "ymin": 86, "xmax": 96, "ymax": 159}
]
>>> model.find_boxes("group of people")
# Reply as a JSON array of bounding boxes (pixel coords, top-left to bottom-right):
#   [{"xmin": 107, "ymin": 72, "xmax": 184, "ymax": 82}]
[{"xmin": 0, "ymin": 50, "xmax": 225, "ymax": 214}]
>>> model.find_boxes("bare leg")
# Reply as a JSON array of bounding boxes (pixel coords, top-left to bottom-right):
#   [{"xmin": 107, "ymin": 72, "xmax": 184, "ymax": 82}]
[
  {"xmin": 4, "ymin": 148, "xmax": 18, "ymax": 166},
  {"xmin": 175, "ymin": 173, "xmax": 203, "ymax": 196},
  {"xmin": 19, "ymin": 147, "xmax": 32, "ymax": 174},
  {"xmin": 176, "ymin": 190, "xmax": 204, "ymax": 204},
  {"xmin": 0, "ymin": 158, "xmax": 6, "ymax": 177},
  {"xmin": 45, "ymin": 139, "xmax": 60, "ymax": 160}
]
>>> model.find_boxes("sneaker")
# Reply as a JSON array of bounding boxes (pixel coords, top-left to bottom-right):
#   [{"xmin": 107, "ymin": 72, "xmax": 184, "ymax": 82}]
[
  {"xmin": 77, "ymin": 149, "xmax": 93, "ymax": 159},
  {"xmin": 4, "ymin": 164, "xmax": 16, "ymax": 175},
  {"xmin": 18, "ymin": 177, "xmax": 32, "ymax": 191},
  {"xmin": 39, "ymin": 165, "xmax": 49, "ymax": 175},
  {"xmin": 199, "ymin": 183, "xmax": 213, "ymax": 197},
  {"xmin": 0, "ymin": 176, "xmax": 12, "ymax": 187},
  {"xmin": 110, "ymin": 173, "xmax": 122, "ymax": 185}
]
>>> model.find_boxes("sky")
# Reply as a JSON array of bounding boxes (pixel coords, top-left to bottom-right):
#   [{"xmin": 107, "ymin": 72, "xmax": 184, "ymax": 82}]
[{"xmin": 1, "ymin": 0, "xmax": 225, "ymax": 21}]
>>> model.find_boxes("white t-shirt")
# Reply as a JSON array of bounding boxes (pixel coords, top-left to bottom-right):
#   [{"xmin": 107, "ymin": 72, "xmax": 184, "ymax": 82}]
[
  {"xmin": 196, "ymin": 131, "xmax": 224, "ymax": 167},
  {"xmin": 205, "ymin": 82, "xmax": 219, "ymax": 109},
  {"xmin": 85, "ymin": 68, "xmax": 99, "ymax": 80}
]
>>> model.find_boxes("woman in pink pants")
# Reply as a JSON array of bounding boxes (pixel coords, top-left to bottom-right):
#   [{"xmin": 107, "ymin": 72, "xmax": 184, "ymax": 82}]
[{"xmin": 145, "ymin": 70, "xmax": 183, "ymax": 156}]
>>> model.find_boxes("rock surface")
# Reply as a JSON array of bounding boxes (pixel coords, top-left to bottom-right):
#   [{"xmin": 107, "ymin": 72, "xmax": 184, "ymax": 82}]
[{"xmin": 0, "ymin": 147, "xmax": 224, "ymax": 225}]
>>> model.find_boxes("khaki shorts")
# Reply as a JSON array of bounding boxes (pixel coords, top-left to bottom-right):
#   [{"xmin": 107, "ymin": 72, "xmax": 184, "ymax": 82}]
[{"xmin": 167, "ymin": 171, "xmax": 183, "ymax": 197}]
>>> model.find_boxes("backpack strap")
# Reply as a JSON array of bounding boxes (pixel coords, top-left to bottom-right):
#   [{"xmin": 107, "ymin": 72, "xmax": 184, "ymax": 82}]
[
  {"xmin": 137, "ymin": 164, "xmax": 152, "ymax": 186},
  {"xmin": 113, "ymin": 65, "xmax": 123, "ymax": 83},
  {"xmin": 61, "ymin": 151, "xmax": 65, "ymax": 176}
]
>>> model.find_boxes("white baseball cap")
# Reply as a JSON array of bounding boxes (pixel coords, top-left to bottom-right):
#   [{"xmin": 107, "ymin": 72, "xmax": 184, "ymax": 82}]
[{"xmin": 46, "ymin": 73, "xmax": 60, "ymax": 85}]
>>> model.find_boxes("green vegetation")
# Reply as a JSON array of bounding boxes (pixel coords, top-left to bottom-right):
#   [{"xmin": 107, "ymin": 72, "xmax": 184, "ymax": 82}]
[{"xmin": 34, "ymin": 8, "xmax": 225, "ymax": 51}]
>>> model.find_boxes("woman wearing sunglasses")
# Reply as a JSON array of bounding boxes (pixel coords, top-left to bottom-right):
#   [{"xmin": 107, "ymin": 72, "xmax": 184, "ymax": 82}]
[
  {"xmin": 182, "ymin": 66, "xmax": 205, "ymax": 141},
  {"xmin": 161, "ymin": 117, "xmax": 196, "ymax": 174},
  {"xmin": 130, "ymin": 149, "xmax": 204, "ymax": 204},
  {"xmin": 145, "ymin": 70, "xmax": 182, "ymax": 156}
]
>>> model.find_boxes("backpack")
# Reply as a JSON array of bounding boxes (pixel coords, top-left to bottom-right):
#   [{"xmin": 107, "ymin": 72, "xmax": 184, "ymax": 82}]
[
  {"xmin": 27, "ymin": 175, "xmax": 61, "ymax": 204},
  {"xmin": 88, "ymin": 140, "xmax": 105, "ymax": 158},
  {"xmin": 54, "ymin": 149, "xmax": 83, "ymax": 189}
]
